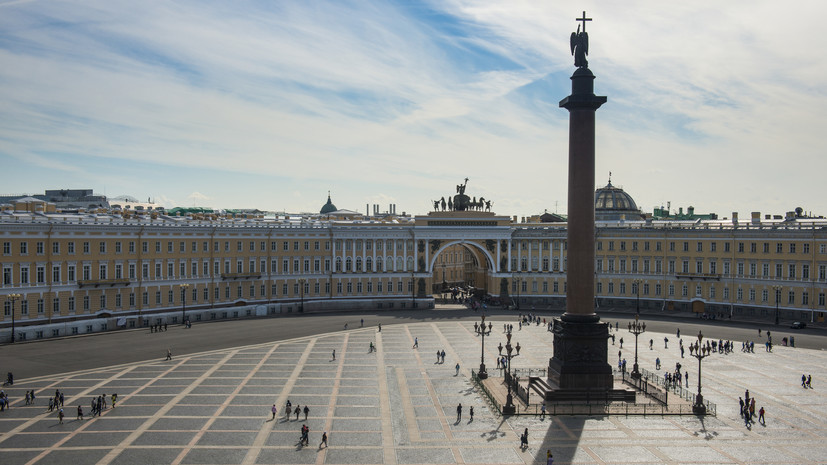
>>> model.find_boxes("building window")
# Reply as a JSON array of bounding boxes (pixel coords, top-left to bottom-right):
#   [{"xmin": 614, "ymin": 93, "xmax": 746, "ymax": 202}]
[
  {"xmin": 790, "ymin": 243, "xmax": 796, "ymax": 254},
  {"xmin": 788, "ymin": 290, "xmax": 795, "ymax": 304}
]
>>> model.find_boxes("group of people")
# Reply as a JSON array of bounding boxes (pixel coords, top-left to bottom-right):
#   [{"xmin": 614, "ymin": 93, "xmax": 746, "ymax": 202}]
[
  {"xmin": 0, "ymin": 390, "xmax": 10, "ymax": 411},
  {"xmin": 801, "ymin": 374, "xmax": 813, "ymax": 388},
  {"xmin": 282, "ymin": 400, "xmax": 327, "ymax": 449},
  {"xmin": 739, "ymin": 389, "xmax": 765, "ymax": 426},
  {"xmin": 150, "ymin": 322, "xmax": 168, "ymax": 333}
]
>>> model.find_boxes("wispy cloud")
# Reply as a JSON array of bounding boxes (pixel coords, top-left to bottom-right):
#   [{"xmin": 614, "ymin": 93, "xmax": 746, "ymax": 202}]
[{"xmin": 1, "ymin": 1, "xmax": 825, "ymax": 216}]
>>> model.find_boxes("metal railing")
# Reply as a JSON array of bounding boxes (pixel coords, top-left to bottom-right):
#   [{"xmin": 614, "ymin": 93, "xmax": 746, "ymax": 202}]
[
  {"xmin": 636, "ymin": 367, "xmax": 717, "ymax": 415},
  {"xmin": 470, "ymin": 370, "xmax": 500, "ymax": 414},
  {"xmin": 621, "ymin": 370, "xmax": 668, "ymax": 405}
]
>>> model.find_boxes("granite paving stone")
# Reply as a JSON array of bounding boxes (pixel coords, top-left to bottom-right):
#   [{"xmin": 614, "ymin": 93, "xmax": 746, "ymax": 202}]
[{"xmin": 3, "ymin": 320, "xmax": 827, "ymax": 465}]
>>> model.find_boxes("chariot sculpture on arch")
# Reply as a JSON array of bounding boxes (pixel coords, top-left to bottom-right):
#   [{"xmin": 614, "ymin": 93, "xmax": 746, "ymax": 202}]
[{"xmin": 431, "ymin": 178, "xmax": 493, "ymax": 212}]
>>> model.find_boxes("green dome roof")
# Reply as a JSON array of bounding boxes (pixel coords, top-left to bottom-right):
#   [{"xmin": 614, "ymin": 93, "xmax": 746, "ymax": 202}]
[{"xmin": 320, "ymin": 194, "xmax": 337, "ymax": 214}]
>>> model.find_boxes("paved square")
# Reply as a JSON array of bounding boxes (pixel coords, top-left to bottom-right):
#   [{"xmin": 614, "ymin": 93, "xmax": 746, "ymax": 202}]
[{"xmin": 1, "ymin": 319, "xmax": 826, "ymax": 464}]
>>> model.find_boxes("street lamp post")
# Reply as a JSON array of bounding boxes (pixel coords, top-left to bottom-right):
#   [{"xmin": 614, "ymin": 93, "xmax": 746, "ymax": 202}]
[
  {"xmin": 299, "ymin": 278, "xmax": 306, "ymax": 312},
  {"xmin": 502, "ymin": 335, "xmax": 516, "ymax": 414},
  {"xmin": 691, "ymin": 331, "xmax": 710, "ymax": 415},
  {"xmin": 628, "ymin": 314, "xmax": 646, "ymax": 379},
  {"xmin": 773, "ymin": 284, "xmax": 782, "ymax": 325},
  {"xmin": 478, "ymin": 314, "xmax": 488, "ymax": 379},
  {"xmin": 180, "ymin": 284, "xmax": 189, "ymax": 325},
  {"xmin": 8, "ymin": 293, "xmax": 21, "ymax": 343}
]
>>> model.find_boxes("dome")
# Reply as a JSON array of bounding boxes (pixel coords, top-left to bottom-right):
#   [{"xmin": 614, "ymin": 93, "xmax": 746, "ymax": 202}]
[
  {"xmin": 594, "ymin": 179, "xmax": 643, "ymax": 221},
  {"xmin": 595, "ymin": 181, "xmax": 638, "ymax": 211},
  {"xmin": 320, "ymin": 193, "xmax": 337, "ymax": 214}
]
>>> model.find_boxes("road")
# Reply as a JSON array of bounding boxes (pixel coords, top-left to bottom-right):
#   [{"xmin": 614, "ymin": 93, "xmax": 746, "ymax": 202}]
[{"xmin": 3, "ymin": 307, "xmax": 825, "ymax": 380}]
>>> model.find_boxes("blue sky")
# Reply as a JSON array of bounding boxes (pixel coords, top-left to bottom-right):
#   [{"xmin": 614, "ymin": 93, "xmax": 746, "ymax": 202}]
[{"xmin": 1, "ymin": 1, "xmax": 826, "ymax": 218}]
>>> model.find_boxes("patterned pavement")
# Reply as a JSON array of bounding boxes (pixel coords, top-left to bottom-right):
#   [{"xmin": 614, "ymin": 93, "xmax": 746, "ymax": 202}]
[{"xmin": 1, "ymin": 319, "xmax": 826, "ymax": 464}]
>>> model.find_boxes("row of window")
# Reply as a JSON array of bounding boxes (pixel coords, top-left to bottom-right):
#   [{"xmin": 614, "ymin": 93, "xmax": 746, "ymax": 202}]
[
  {"xmin": 596, "ymin": 282, "xmax": 825, "ymax": 306},
  {"xmin": 1, "ymin": 238, "xmax": 429, "ymax": 257},
  {"xmin": 598, "ymin": 239, "xmax": 824, "ymax": 255},
  {"xmin": 595, "ymin": 258, "xmax": 826, "ymax": 280},
  {"xmin": 1, "ymin": 239, "xmax": 334, "ymax": 256},
  {"xmin": 2, "ymin": 254, "xmax": 423, "ymax": 285},
  {"xmin": 2, "ymin": 279, "xmax": 416, "ymax": 316}
]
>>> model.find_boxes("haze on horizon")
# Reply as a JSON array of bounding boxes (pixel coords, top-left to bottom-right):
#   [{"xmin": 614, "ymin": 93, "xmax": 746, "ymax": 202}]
[{"xmin": 1, "ymin": 1, "xmax": 825, "ymax": 218}]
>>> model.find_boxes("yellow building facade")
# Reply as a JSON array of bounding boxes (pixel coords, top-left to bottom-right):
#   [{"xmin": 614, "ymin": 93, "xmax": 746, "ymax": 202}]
[{"xmin": 2, "ymin": 206, "xmax": 826, "ymax": 340}]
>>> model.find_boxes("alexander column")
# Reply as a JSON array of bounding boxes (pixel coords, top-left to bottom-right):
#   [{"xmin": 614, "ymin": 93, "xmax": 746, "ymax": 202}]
[{"xmin": 548, "ymin": 12, "xmax": 613, "ymax": 392}]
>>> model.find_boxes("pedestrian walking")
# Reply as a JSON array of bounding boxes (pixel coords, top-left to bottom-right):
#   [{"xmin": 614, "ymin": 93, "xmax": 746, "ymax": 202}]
[
  {"xmin": 77, "ymin": 405, "xmax": 83, "ymax": 420},
  {"xmin": 332, "ymin": 349, "xmax": 335, "ymax": 361},
  {"xmin": 319, "ymin": 431, "xmax": 328, "ymax": 448},
  {"xmin": 361, "ymin": 318, "xmax": 364, "ymax": 327},
  {"xmin": 455, "ymin": 363, "xmax": 460, "ymax": 376},
  {"xmin": 295, "ymin": 405, "xmax": 301, "ymax": 420},
  {"xmin": 30, "ymin": 390, "xmax": 35, "ymax": 405},
  {"xmin": 541, "ymin": 404, "xmax": 546, "ymax": 419},
  {"xmin": 271, "ymin": 404, "xmax": 278, "ymax": 420},
  {"xmin": 413, "ymin": 337, "xmax": 418, "ymax": 348},
  {"xmin": 521, "ymin": 427, "xmax": 529, "ymax": 448},
  {"xmin": 547, "ymin": 450, "xmax": 554, "ymax": 465},
  {"xmin": 807, "ymin": 375, "xmax": 812, "ymax": 388},
  {"xmin": 304, "ymin": 405, "xmax": 309, "ymax": 420},
  {"xmin": 285, "ymin": 400, "xmax": 292, "ymax": 418},
  {"xmin": 469, "ymin": 406, "xmax": 474, "ymax": 421},
  {"xmin": 619, "ymin": 337, "xmax": 624, "ymax": 348},
  {"xmin": 166, "ymin": 348, "xmax": 172, "ymax": 360},
  {"xmin": 58, "ymin": 408, "xmax": 64, "ymax": 424},
  {"xmin": 111, "ymin": 393, "xmax": 117, "ymax": 408},
  {"xmin": 437, "ymin": 351, "xmax": 441, "ymax": 363},
  {"xmin": 456, "ymin": 403, "xmax": 462, "ymax": 422},
  {"xmin": 664, "ymin": 337, "xmax": 669, "ymax": 349},
  {"xmin": 378, "ymin": 323, "xmax": 381, "ymax": 332},
  {"xmin": 441, "ymin": 350, "xmax": 446, "ymax": 362},
  {"xmin": 758, "ymin": 406, "xmax": 765, "ymax": 425},
  {"xmin": 802, "ymin": 374, "xmax": 807, "ymax": 387}
]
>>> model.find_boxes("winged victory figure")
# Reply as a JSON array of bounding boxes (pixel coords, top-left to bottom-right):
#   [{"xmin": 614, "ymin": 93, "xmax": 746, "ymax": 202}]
[{"xmin": 570, "ymin": 25, "xmax": 588, "ymax": 68}]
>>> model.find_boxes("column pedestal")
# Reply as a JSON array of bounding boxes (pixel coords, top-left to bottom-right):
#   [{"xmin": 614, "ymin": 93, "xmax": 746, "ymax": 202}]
[{"xmin": 548, "ymin": 316, "xmax": 613, "ymax": 390}]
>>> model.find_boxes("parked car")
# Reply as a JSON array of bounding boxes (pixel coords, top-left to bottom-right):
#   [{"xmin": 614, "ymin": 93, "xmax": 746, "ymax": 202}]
[{"xmin": 790, "ymin": 322, "xmax": 807, "ymax": 329}]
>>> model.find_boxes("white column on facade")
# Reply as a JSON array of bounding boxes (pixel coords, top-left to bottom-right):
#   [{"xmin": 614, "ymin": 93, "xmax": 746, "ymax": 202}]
[
  {"xmin": 361, "ymin": 240, "xmax": 366, "ymax": 274},
  {"xmin": 372, "ymin": 240, "xmax": 377, "ymax": 272},
  {"xmin": 528, "ymin": 241, "xmax": 533, "ymax": 272},
  {"xmin": 496, "ymin": 240, "xmax": 501, "ymax": 273},
  {"xmin": 393, "ymin": 240, "xmax": 397, "ymax": 272},
  {"xmin": 548, "ymin": 241, "xmax": 553, "ymax": 273},
  {"xmin": 352, "ymin": 239, "xmax": 357, "ymax": 274},
  {"xmin": 403, "ymin": 239, "xmax": 408, "ymax": 272},
  {"xmin": 517, "ymin": 240, "xmax": 522, "ymax": 272},
  {"xmin": 507, "ymin": 239, "xmax": 512, "ymax": 272},
  {"xmin": 424, "ymin": 239, "xmax": 429, "ymax": 273}
]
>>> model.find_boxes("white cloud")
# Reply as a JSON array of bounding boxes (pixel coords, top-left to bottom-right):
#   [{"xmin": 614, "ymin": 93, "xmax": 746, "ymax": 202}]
[{"xmin": 1, "ymin": 0, "xmax": 826, "ymax": 217}]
